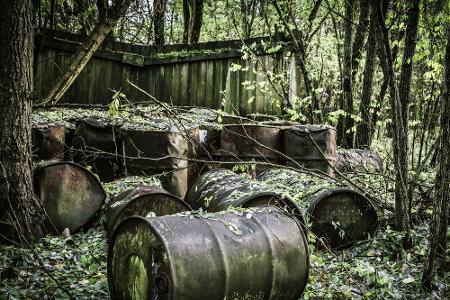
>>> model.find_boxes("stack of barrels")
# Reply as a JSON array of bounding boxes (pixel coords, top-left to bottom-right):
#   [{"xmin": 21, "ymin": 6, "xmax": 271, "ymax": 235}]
[{"xmin": 30, "ymin": 107, "xmax": 383, "ymax": 299}]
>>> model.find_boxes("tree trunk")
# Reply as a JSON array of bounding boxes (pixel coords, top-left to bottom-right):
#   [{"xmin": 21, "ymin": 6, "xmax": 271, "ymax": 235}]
[
  {"xmin": 398, "ymin": 0, "xmax": 420, "ymax": 220},
  {"xmin": 40, "ymin": 0, "xmax": 131, "ymax": 105},
  {"xmin": 351, "ymin": 0, "xmax": 369, "ymax": 81},
  {"xmin": 182, "ymin": 0, "xmax": 190, "ymax": 43},
  {"xmin": 153, "ymin": 0, "xmax": 167, "ymax": 45},
  {"xmin": 355, "ymin": 11, "xmax": 376, "ymax": 148},
  {"xmin": 373, "ymin": 0, "xmax": 414, "ymax": 235},
  {"xmin": 0, "ymin": 0, "xmax": 46, "ymax": 241},
  {"xmin": 189, "ymin": 0, "xmax": 204, "ymax": 43},
  {"xmin": 421, "ymin": 26, "xmax": 450, "ymax": 290},
  {"xmin": 338, "ymin": 0, "xmax": 354, "ymax": 147}
]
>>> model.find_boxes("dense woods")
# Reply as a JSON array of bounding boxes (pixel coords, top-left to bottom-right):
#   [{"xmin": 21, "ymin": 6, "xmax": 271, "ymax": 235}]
[{"xmin": 0, "ymin": 0, "xmax": 449, "ymax": 299}]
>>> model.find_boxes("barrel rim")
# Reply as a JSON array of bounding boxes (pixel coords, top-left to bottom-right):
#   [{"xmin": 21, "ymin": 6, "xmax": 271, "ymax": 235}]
[
  {"xmin": 222, "ymin": 123, "xmax": 282, "ymax": 130},
  {"xmin": 306, "ymin": 186, "xmax": 379, "ymax": 248},
  {"xmin": 282, "ymin": 124, "xmax": 337, "ymax": 133},
  {"xmin": 119, "ymin": 124, "xmax": 199, "ymax": 134},
  {"xmin": 107, "ymin": 185, "xmax": 192, "ymax": 236},
  {"xmin": 107, "ymin": 215, "xmax": 175, "ymax": 299}
]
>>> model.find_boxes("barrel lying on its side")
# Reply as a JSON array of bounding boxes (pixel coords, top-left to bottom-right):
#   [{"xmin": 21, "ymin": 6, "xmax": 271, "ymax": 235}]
[
  {"xmin": 258, "ymin": 168, "xmax": 378, "ymax": 248},
  {"xmin": 185, "ymin": 169, "xmax": 302, "ymax": 221},
  {"xmin": 108, "ymin": 206, "xmax": 309, "ymax": 300},
  {"xmin": 336, "ymin": 148, "xmax": 384, "ymax": 173},
  {"xmin": 34, "ymin": 161, "xmax": 106, "ymax": 234},
  {"xmin": 106, "ymin": 185, "xmax": 191, "ymax": 238}
]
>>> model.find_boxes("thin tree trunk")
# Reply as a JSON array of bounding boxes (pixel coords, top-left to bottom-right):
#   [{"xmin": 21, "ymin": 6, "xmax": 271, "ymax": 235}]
[
  {"xmin": 421, "ymin": 26, "xmax": 450, "ymax": 290},
  {"xmin": 355, "ymin": 12, "xmax": 376, "ymax": 148},
  {"xmin": 373, "ymin": 0, "xmax": 413, "ymax": 235},
  {"xmin": 153, "ymin": 0, "xmax": 167, "ymax": 45},
  {"xmin": 0, "ymin": 0, "xmax": 46, "ymax": 240},
  {"xmin": 338, "ymin": 0, "xmax": 354, "ymax": 147},
  {"xmin": 49, "ymin": 0, "xmax": 56, "ymax": 28},
  {"xmin": 398, "ymin": 0, "xmax": 420, "ymax": 217},
  {"xmin": 41, "ymin": 0, "xmax": 131, "ymax": 105},
  {"xmin": 351, "ymin": 0, "xmax": 369, "ymax": 81},
  {"xmin": 182, "ymin": 0, "xmax": 190, "ymax": 43}
]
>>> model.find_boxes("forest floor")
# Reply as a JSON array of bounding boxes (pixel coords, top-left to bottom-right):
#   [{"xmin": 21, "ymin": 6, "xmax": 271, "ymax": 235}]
[
  {"xmin": 0, "ymin": 158, "xmax": 449, "ymax": 299},
  {"xmin": 0, "ymin": 207, "xmax": 448, "ymax": 299}
]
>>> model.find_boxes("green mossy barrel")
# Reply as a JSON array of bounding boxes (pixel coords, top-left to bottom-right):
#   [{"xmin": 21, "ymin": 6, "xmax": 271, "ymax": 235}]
[
  {"xmin": 185, "ymin": 169, "xmax": 301, "ymax": 218},
  {"xmin": 281, "ymin": 125, "xmax": 337, "ymax": 176},
  {"xmin": 34, "ymin": 161, "xmax": 106, "ymax": 234},
  {"xmin": 258, "ymin": 168, "xmax": 378, "ymax": 249},
  {"xmin": 72, "ymin": 118, "xmax": 123, "ymax": 182},
  {"xmin": 336, "ymin": 148, "xmax": 384, "ymax": 173},
  {"xmin": 32, "ymin": 123, "xmax": 66, "ymax": 161},
  {"xmin": 108, "ymin": 206, "xmax": 309, "ymax": 300},
  {"xmin": 106, "ymin": 185, "xmax": 191, "ymax": 238},
  {"xmin": 119, "ymin": 125, "xmax": 200, "ymax": 199}
]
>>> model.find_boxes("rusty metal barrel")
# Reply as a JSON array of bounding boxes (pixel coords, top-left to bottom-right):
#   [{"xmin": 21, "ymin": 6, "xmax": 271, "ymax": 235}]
[
  {"xmin": 258, "ymin": 168, "xmax": 378, "ymax": 249},
  {"xmin": 72, "ymin": 117, "xmax": 123, "ymax": 182},
  {"xmin": 119, "ymin": 124, "xmax": 200, "ymax": 199},
  {"xmin": 185, "ymin": 169, "xmax": 301, "ymax": 218},
  {"xmin": 336, "ymin": 148, "xmax": 384, "ymax": 173},
  {"xmin": 32, "ymin": 123, "xmax": 66, "ymax": 161},
  {"xmin": 281, "ymin": 124, "xmax": 337, "ymax": 176},
  {"xmin": 106, "ymin": 185, "xmax": 191, "ymax": 238},
  {"xmin": 34, "ymin": 161, "xmax": 106, "ymax": 234},
  {"xmin": 108, "ymin": 206, "xmax": 309, "ymax": 300},
  {"xmin": 219, "ymin": 124, "xmax": 280, "ymax": 174}
]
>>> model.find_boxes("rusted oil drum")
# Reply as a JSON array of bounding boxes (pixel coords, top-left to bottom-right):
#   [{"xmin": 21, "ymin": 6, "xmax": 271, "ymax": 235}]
[
  {"xmin": 246, "ymin": 113, "xmax": 277, "ymax": 122},
  {"xmin": 220, "ymin": 124, "xmax": 280, "ymax": 174},
  {"xmin": 258, "ymin": 168, "xmax": 378, "ymax": 249},
  {"xmin": 336, "ymin": 148, "xmax": 384, "ymax": 173},
  {"xmin": 108, "ymin": 206, "xmax": 309, "ymax": 300},
  {"xmin": 218, "ymin": 113, "xmax": 255, "ymax": 125},
  {"xmin": 119, "ymin": 125, "xmax": 200, "ymax": 199},
  {"xmin": 72, "ymin": 118, "xmax": 123, "ymax": 182},
  {"xmin": 199, "ymin": 124, "xmax": 221, "ymax": 157},
  {"xmin": 34, "ymin": 161, "xmax": 106, "ymax": 234},
  {"xmin": 281, "ymin": 124, "xmax": 337, "ymax": 176},
  {"xmin": 106, "ymin": 185, "xmax": 191, "ymax": 238},
  {"xmin": 32, "ymin": 124, "xmax": 65, "ymax": 161},
  {"xmin": 185, "ymin": 169, "xmax": 305, "ymax": 227}
]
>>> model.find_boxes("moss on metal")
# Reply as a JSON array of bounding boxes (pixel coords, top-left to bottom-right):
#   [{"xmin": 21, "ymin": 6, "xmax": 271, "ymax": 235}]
[
  {"xmin": 108, "ymin": 206, "xmax": 309, "ymax": 299},
  {"xmin": 258, "ymin": 168, "xmax": 379, "ymax": 248}
]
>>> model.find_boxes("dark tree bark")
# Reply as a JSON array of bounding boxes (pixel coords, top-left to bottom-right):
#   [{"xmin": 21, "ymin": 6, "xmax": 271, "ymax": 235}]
[
  {"xmin": 0, "ymin": 0, "xmax": 46, "ymax": 241},
  {"xmin": 422, "ymin": 26, "xmax": 450, "ymax": 290},
  {"xmin": 49, "ymin": 0, "xmax": 56, "ymax": 28},
  {"xmin": 338, "ymin": 0, "xmax": 355, "ymax": 147},
  {"xmin": 182, "ymin": 0, "xmax": 190, "ymax": 43},
  {"xmin": 183, "ymin": 0, "xmax": 204, "ymax": 43},
  {"xmin": 153, "ymin": 0, "xmax": 167, "ymax": 45},
  {"xmin": 373, "ymin": 0, "xmax": 419, "ymax": 236},
  {"xmin": 398, "ymin": 0, "xmax": 420, "ymax": 216},
  {"xmin": 351, "ymin": 0, "xmax": 369, "ymax": 81},
  {"xmin": 355, "ymin": 11, "xmax": 376, "ymax": 148},
  {"xmin": 41, "ymin": 0, "xmax": 132, "ymax": 105}
]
